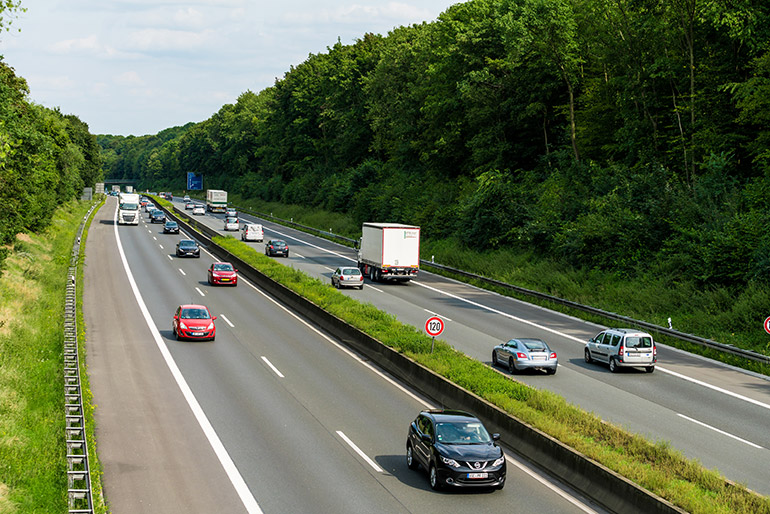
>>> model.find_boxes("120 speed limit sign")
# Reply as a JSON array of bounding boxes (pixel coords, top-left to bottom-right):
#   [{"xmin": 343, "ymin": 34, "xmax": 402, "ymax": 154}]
[{"xmin": 425, "ymin": 316, "xmax": 445, "ymax": 337}]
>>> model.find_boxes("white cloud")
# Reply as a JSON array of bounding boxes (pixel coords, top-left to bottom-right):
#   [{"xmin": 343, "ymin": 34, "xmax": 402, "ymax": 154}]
[
  {"xmin": 115, "ymin": 71, "xmax": 145, "ymax": 86},
  {"xmin": 124, "ymin": 28, "xmax": 216, "ymax": 52},
  {"xmin": 50, "ymin": 35, "xmax": 101, "ymax": 54}
]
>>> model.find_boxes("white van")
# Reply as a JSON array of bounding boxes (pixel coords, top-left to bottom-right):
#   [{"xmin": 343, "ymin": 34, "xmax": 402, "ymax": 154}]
[{"xmin": 241, "ymin": 223, "xmax": 263, "ymax": 242}]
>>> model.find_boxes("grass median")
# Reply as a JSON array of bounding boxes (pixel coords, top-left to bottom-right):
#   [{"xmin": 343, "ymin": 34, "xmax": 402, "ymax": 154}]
[{"xmin": 214, "ymin": 233, "xmax": 770, "ymax": 514}]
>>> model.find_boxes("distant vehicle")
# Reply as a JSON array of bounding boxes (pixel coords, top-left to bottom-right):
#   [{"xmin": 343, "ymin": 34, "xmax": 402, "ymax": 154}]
[
  {"xmin": 207, "ymin": 262, "xmax": 238, "ymax": 286},
  {"xmin": 163, "ymin": 221, "xmax": 179, "ymax": 234},
  {"xmin": 357, "ymin": 223, "xmax": 420, "ymax": 282},
  {"xmin": 150, "ymin": 210, "xmax": 166, "ymax": 223},
  {"xmin": 145, "ymin": 202, "xmax": 156, "ymax": 213},
  {"xmin": 140, "ymin": 197, "xmax": 149, "ymax": 207},
  {"xmin": 185, "ymin": 202, "xmax": 195, "ymax": 210},
  {"xmin": 192, "ymin": 205, "xmax": 205, "ymax": 216},
  {"xmin": 118, "ymin": 192, "xmax": 140, "ymax": 225},
  {"xmin": 183, "ymin": 195, "xmax": 191, "ymax": 203},
  {"xmin": 206, "ymin": 189, "xmax": 227, "ymax": 213},
  {"xmin": 406, "ymin": 410, "xmax": 506, "ymax": 491},
  {"xmin": 331, "ymin": 267, "xmax": 364, "ymax": 290},
  {"xmin": 265, "ymin": 239, "xmax": 289, "ymax": 257},
  {"xmin": 225, "ymin": 207, "xmax": 237, "ymax": 217},
  {"xmin": 224, "ymin": 216, "xmax": 239, "ymax": 231},
  {"xmin": 585, "ymin": 329, "xmax": 656, "ymax": 373},
  {"xmin": 176, "ymin": 239, "xmax": 200, "ymax": 258},
  {"xmin": 492, "ymin": 338, "xmax": 557, "ymax": 375},
  {"xmin": 125, "ymin": 185, "xmax": 134, "ymax": 193},
  {"xmin": 172, "ymin": 304, "xmax": 216, "ymax": 341},
  {"xmin": 241, "ymin": 223, "xmax": 263, "ymax": 242}
]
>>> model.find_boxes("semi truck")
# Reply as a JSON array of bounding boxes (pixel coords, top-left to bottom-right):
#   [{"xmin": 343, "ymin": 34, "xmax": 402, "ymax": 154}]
[
  {"xmin": 206, "ymin": 189, "xmax": 227, "ymax": 213},
  {"xmin": 357, "ymin": 223, "xmax": 420, "ymax": 282},
  {"xmin": 118, "ymin": 192, "xmax": 140, "ymax": 225}
]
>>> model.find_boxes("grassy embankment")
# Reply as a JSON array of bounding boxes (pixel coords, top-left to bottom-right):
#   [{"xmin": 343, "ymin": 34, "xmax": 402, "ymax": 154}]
[
  {"xmin": 211, "ymin": 231, "xmax": 769, "ymax": 514},
  {"xmin": 214, "ymin": 193, "xmax": 770, "ymax": 375},
  {"xmin": 0, "ymin": 199, "xmax": 106, "ymax": 513}
]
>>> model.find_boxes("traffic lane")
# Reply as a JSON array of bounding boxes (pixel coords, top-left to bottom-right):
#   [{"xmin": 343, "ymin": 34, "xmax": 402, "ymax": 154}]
[
  {"xmin": 85, "ymin": 199, "xmax": 248, "ymax": 513},
  {"xmin": 125, "ymin": 211, "xmax": 602, "ymax": 514}
]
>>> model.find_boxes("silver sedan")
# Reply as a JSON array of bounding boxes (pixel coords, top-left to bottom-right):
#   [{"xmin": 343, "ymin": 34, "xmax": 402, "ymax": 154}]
[{"xmin": 492, "ymin": 338, "xmax": 557, "ymax": 375}]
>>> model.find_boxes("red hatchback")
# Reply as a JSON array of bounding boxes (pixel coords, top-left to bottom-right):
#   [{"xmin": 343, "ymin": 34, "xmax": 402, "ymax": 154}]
[
  {"xmin": 208, "ymin": 262, "xmax": 238, "ymax": 286},
  {"xmin": 172, "ymin": 305, "xmax": 217, "ymax": 341}
]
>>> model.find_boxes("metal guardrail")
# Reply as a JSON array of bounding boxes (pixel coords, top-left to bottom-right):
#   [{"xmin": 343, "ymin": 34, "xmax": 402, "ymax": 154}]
[
  {"xmin": 65, "ymin": 205, "xmax": 98, "ymax": 514},
  {"xmin": 226, "ymin": 202, "xmax": 770, "ymax": 366}
]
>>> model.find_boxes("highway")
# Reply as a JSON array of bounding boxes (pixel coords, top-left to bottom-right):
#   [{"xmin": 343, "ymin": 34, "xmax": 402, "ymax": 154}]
[
  {"xmin": 176, "ymin": 197, "xmax": 770, "ymax": 497},
  {"xmin": 84, "ymin": 196, "xmax": 604, "ymax": 512}
]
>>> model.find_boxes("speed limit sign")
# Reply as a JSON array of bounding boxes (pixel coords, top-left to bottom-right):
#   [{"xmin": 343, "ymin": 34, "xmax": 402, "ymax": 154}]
[
  {"xmin": 425, "ymin": 316, "xmax": 444, "ymax": 337},
  {"xmin": 764, "ymin": 316, "xmax": 770, "ymax": 335}
]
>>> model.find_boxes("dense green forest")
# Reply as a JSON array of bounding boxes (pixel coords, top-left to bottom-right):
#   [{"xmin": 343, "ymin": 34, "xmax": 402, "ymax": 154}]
[
  {"xmin": 101, "ymin": 0, "xmax": 770, "ymax": 293},
  {"xmin": 0, "ymin": 58, "xmax": 102, "ymax": 270}
]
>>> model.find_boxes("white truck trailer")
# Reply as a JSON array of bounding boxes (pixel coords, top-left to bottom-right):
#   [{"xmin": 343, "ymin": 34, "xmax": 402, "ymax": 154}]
[
  {"xmin": 206, "ymin": 189, "xmax": 228, "ymax": 213},
  {"xmin": 357, "ymin": 223, "xmax": 420, "ymax": 282},
  {"xmin": 118, "ymin": 192, "xmax": 140, "ymax": 225}
]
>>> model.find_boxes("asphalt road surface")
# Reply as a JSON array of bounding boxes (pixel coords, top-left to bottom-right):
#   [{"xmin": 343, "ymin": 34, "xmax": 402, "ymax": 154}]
[{"xmin": 84, "ymin": 197, "xmax": 605, "ymax": 512}]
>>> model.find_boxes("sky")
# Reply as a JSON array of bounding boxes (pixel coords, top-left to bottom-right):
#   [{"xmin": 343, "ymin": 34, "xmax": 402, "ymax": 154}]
[{"xmin": 0, "ymin": 0, "xmax": 457, "ymax": 136}]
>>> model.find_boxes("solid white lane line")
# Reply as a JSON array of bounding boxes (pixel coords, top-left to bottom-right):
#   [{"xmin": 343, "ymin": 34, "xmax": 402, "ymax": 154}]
[
  {"xmin": 195, "ymin": 287, "xmax": 205, "ymax": 297},
  {"xmin": 178, "ymin": 269, "xmax": 186, "ymax": 276},
  {"xmin": 366, "ymin": 284, "xmax": 384, "ymax": 293},
  {"xmin": 336, "ymin": 431, "xmax": 383, "ymax": 473},
  {"xmin": 261, "ymin": 356, "xmax": 284, "ymax": 378},
  {"xmin": 219, "ymin": 314, "xmax": 234, "ymax": 328},
  {"xmin": 113, "ymin": 205, "xmax": 263, "ymax": 514},
  {"xmin": 423, "ymin": 309, "xmax": 452, "ymax": 322},
  {"xmin": 660, "ymin": 367, "xmax": 770, "ymax": 412},
  {"xmin": 323, "ymin": 266, "xmax": 335, "ymax": 272},
  {"xmin": 293, "ymin": 252, "xmax": 305, "ymax": 259},
  {"xmin": 677, "ymin": 414, "xmax": 763, "ymax": 449}
]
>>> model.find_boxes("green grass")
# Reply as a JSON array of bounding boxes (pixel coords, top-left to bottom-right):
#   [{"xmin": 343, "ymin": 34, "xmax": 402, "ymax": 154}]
[
  {"xmin": 0, "ymin": 200, "xmax": 97, "ymax": 513},
  {"xmin": 214, "ymin": 233, "xmax": 770, "ymax": 514}
]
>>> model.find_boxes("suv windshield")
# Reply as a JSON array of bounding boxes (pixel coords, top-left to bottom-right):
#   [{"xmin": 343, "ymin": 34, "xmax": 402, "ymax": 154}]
[{"xmin": 435, "ymin": 421, "xmax": 492, "ymax": 444}]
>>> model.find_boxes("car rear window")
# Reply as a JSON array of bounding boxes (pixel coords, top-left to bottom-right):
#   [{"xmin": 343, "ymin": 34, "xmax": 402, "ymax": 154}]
[
  {"xmin": 342, "ymin": 269, "xmax": 361, "ymax": 275},
  {"xmin": 625, "ymin": 336, "xmax": 652, "ymax": 348},
  {"xmin": 523, "ymin": 340, "xmax": 547, "ymax": 351}
]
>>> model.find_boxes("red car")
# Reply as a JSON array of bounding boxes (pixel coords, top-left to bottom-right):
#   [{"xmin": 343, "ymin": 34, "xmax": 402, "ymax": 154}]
[
  {"xmin": 208, "ymin": 262, "xmax": 238, "ymax": 286},
  {"xmin": 172, "ymin": 304, "xmax": 217, "ymax": 341}
]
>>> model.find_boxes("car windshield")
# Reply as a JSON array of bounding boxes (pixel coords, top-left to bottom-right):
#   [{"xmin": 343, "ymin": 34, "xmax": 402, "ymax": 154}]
[
  {"xmin": 179, "ymin": 241, "xmax": 197, "ymax": 248},
  {"xmin": 165, "ymin": 222, "xmax": 177, "ymax": 227},
  {"xmin": 181, "ymin": 308, "xmax": 210, "ymax": 319},
  {"xmin": 522, "ymin": 340, "xmax": 547, "ymax": 351},
  {"xmin": 626, "ymin": 336, "xmax": 652, "ymax": 348},
  {"xmin": 119, "ymin": 203, "xmax": 138, "ymax": 210},
  {"xmin": 342, "ymin": 269, "xmax": 360, "ymax": 275},
  {"xmin": 435, "ymin": 421, "xmax": 492, "ymax": 444},
  {"xmin": 213, "ymin": 263, "xmax": 233, "ymax": 271}
]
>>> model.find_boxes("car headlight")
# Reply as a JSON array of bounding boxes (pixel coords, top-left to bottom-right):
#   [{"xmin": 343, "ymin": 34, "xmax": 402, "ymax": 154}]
[
  {"xmin": 180, "ymin": 322, "xmax": 188, "ymax": 329},
  {"xmin": 493, "ymin": 456, "xmax": 505, "ymax": 467},
  {"xmin": 440, "ymin": 456, "xmax": 460, "ymax": 468},
  {"xmin": 207, "ymin": 322, "xmax": 215, "ymax": 330}
]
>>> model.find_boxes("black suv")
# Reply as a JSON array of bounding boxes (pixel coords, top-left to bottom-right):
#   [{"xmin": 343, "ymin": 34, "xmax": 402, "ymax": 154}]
[{"xmin": 406, "ymin": 410, "xmax": 506, "ymax": 490}]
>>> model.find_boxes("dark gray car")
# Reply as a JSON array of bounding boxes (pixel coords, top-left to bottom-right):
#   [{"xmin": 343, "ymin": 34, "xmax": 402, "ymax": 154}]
[{"xmin": 176, "ymin": 239, "xmax": 200, "ymax": 258}]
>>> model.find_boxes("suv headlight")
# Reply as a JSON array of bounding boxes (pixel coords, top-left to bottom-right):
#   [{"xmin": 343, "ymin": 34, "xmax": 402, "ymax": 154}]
[
  {"xmin": 440, "ymin": 456, "xmax": 460, "ymax": 468},
  {"xmin": 493, "ymin": 456, "xmax": 505, "ymax": 467}
]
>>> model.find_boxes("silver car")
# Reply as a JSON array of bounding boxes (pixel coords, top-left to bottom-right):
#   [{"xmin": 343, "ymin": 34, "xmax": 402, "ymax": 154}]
[
  {"xmin": 492, "ymin": 338, "xmax": 557, "ymax": 375},
  {"xmin": 192, "ymin": 205, "xmax": 205, "ymax": 216},
  {"xmin": 585, "ymin": 328, "xmax": 656, "ymax": 373},
  {"xmin": 331, "ymin": 266, "xmax": 364, "ymax": 290}
]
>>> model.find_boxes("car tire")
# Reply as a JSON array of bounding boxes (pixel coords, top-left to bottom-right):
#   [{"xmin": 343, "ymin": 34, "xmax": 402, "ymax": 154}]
[
  {"xmin": 335, "ymin": 280, "xmax": 340, "ymax": 289},
  {"xmin": 492, "ymin": 350, "xmax": 499, "ymax": 367},
  {"xmin": 358, "ymin": 285, "xmax": 364, "ymax": 290},
  {"xmin": 174, "ymin": 327, "xmax": 181, "ymax": 341},
  {"xmin": 645, "ymin": 366, "xmax": 655, "ymax": 373},
  {"xmin": 508, "ymin": 357, "xmax": 516, "ymax": 374},
  {"xmin": 609, "ymin": 357, "xmax": 619, "ymax": 373},
  {"xmin": 546, "ymin": 366, "xmax": 557, "ymax": 375},
  {"xmin": 584, "ymin": 348, "xmax": 593, "ymax": 363},
  {"xmin": 406, "ymin": 444, "xmax": 418, "ymax": 470},
  {"xmin": 429, "ymin": 464, "xmax": 442, "ymax": 491}
]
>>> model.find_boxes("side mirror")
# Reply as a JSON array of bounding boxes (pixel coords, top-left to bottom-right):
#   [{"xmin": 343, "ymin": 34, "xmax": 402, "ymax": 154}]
[
  {"xmin": 492, "ymin": 433, "xmax": 501, "ymax": 441},
  {"xmin": 234, "ymin": 269, "xmax": 239, "ymax": 273},
  {"xmin": 212, "ymin": 316, "xmax": 218, "ymax": 321}
]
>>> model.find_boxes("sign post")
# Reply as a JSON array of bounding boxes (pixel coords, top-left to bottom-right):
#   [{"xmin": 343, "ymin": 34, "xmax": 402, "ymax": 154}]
[{"xmin": 425, "ymin": 316, "xmax": 445, "ymax": 353}]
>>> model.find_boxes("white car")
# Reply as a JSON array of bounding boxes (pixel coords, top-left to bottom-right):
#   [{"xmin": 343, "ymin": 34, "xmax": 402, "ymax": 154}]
[
  {"xmin": 585, "ymin": 328, "xmax": 656, "ymax": 373},
  {"xmin": 226, "ymin": 207, "xmax": 237, "ymax": 217},
  {"xmin": 185, "ymin": 202, "xmax": 194, "ymax": 210},
  {"xmin": 192, "ymin": 205, "xmax": 205, "ymax": 216},
  {"xmin": 224, "ymin": 216, "xmax": 239, "ymax": 231},
  {"xmin": 241, "ymin": 223, "xmax": 263, "ymax": 242}
]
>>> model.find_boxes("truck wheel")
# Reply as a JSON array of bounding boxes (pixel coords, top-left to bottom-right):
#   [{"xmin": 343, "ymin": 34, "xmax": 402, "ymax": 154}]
[{"xmin": 369, "ymin": 268, "xmax": 376, "ymax": 282}]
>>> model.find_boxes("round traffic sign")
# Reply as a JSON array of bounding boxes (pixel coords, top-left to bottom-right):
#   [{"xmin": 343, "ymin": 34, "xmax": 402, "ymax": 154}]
[
  {"xmin": 425, "ymin": 316, "xmax": 444, "ymax": 337},
  {"xmin": 764, "ymin": 316, "xmax": 770, "ymax": 335}
]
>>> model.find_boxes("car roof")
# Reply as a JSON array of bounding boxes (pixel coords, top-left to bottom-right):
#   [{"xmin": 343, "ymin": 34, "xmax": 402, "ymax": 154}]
[
  {"xmin": 179, "ymin": 304, "xmax": 208, "ymax": 310},
  {"xmin": 212, "ymin": 261, "xmax": 232, "ymax": 266},
  {"xmin": 608, "ymin": 328, "xmax": 652, "ymax": 337},
  {"xmin": 421, "ymin": 409, "xmax": 478, "ymax": 423}
]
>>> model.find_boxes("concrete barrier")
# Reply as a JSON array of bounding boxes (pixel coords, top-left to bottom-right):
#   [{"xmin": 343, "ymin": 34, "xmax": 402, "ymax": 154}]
[{"xmin": 155, "ymin": 200, "xmax": 686, "ymax": 514}]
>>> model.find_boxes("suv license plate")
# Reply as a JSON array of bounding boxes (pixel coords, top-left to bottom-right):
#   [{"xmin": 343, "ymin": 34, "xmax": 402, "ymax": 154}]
[{"xmin": 467, "ymin": 472, "xmax": 488, "ymax": 479}]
